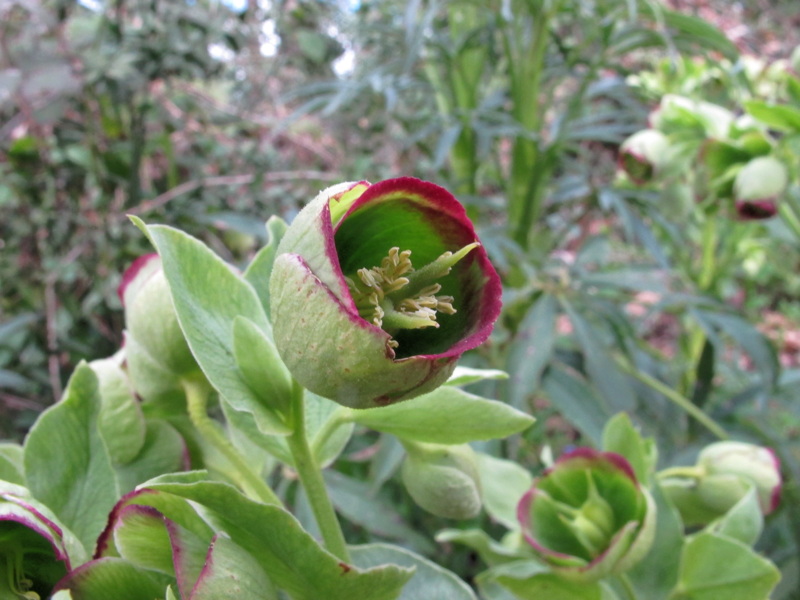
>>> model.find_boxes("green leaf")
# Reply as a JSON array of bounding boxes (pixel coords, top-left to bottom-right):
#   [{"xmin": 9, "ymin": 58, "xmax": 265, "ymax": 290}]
[
  {"xmin": 707, "ymin": 488, "xmax": 762, "ymax": 547},
  {"xmin": 744, "ymin": 100, "xmax": 800, "ymax": 132},
  {"xmin": 145, "ymin": 477, "xmax": 414, "ymax": 600},
  {"xmin": 476, "ymin": 453, "xmax": 533, "ymax": 530},
  {"xmin": 191, "ymin": 535, "xmax": 278, "ymax": 600},
  {"xmin": 134, "ymin": 220, "xmax": 290, "ymax": 436},
  {"xmin": 661, "ymin": 10, "xmax": 739, "ymax": 60},
  {"xmin": 351, "ymin": 543, "xmax": 477, "ymax": 600},
  {"xmin": 668, "ymin": 532, "xmax": 780, "ymax": 600},
  {"xmin": 560, "ymin": 299, "xmax": 636, "ymax": 413},
  {"xmin": 435, "ymin": 529, "xmax": 525, "ymax": 567},
  {"xmin": 541, "ymin": 365, "xmax": 610, "ymax": 446},
  {"xmin": 232, "ymin": 316, "xmax": 293, "ymax": 415},
  {"xmin": 0, "ymin": 442, "xmax": 24, "ymax": 485},
  {"xmin": 114, "ymin": 420, "xmax": 186, "ymax": 494},
  {"xmin": 55, "ymin": 557, "xmax": 173, "ymax": 600},
  {"xmin": 628, "ymin": 483, "xmax": 684, "ymax": 600},
  {"xmin": 347, "ymin": 386, "xmax": 534, "ymax": 444},
  {"xmin": 24, "ymin": 363, "xmax": 119, "ymax": 555},
  {"xmin": 506, "ymin": 293, "xmax": 558, "ymax": 409},
  {"xmin": 479, "ymin": 560, "xmax": 606, "ymax": 600},
  {"xmin": 244, "ymin": 216, "xmax": 289, "ymax": 316},
  {"xmin": 91, "ymin": 357, "xmax": 147, "ymax": 465},
  {"xmin": 601, "ymin": 413, "xmax": 657, "ymax": 485},
  {"xmin": 446, "ymin": 366, "xmax": 508, "ymax": 387}
]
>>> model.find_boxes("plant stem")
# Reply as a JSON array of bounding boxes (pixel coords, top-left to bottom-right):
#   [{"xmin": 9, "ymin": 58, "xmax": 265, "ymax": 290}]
[
  {"xmin": 617, "ymin": 574, "xmax": 637, "ymax": 600},
  {"xmin": 182, "ymin": 377, "xmax": 281, "ymax": 506},
  {"xmin": 286, "ymin": 382, "xmax": 350, "ymax": 562},
  {"xmin": 613, "ymin": 355, "xmax": 728, "ymax": 440}
]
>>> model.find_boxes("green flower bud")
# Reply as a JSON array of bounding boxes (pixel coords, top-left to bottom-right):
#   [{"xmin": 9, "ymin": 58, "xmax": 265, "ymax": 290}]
[
  {"xmin": 401, "ymin": 442, "xmax": 482, "ymax": 520},
  {"xmin": 733, "ymin": 156, "xmax": 788, "ymax": 220},
  {"xmin": 119, "ymin": 254, "xmax": 201, "ymax": 403},
  {"xmin": 618, "ymin": 129, "xmax": 671, "ymax": 184},
  {"xmin": 269, "ymin": 177, "xmax": 502, "ymax": 409},
  {"xmin": 517, "ymin": 448, "xmax": 656, "ymax": 582},
  {"xmin": 660, "ymin": 441, "xmax": 781, "ymax": 526},
  {"xmin": 698, "ymin": 441, "xmax": 782, "ymax": 514}
]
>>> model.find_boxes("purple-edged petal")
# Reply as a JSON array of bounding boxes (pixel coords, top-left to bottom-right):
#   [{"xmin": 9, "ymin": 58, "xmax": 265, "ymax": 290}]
[
  {"xmin": 516, "ymin": 447, "xmax": 654, "ymax": 582},
  {"xmin": 270, "ymin": 177, "xmax": 502, "ymax": 408},
  {"xmin": 118, "ymin": 253, "xmax": 161, "ymax": 306}
]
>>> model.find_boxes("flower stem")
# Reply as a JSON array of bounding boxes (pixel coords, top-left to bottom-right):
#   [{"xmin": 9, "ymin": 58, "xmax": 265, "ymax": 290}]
[
  {"xmin": 613, "ymin": 355, "xmax": 728, "ymax": 440},
  {"xmin": 182, "ymin": 377, "xmax": 281, "ymax": 506},
  {"xmin": 286, "ymin": 381, "xmax": 350, "ymax": 562},
  {"xmin": 617, "ymin": 574, "xmax": 637, "ymax": 600}
]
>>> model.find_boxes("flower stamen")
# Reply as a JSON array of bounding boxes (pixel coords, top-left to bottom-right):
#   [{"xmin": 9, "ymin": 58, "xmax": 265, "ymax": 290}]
[{"xmin": 346, "ymin": 244, "xmax": 478, "ymax": 346}]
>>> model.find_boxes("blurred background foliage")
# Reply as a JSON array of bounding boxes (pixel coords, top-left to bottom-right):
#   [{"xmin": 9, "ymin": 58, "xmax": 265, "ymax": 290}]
[{"xmin": 3, "ymin": 0, "xmax": 800, "ymax": 595}]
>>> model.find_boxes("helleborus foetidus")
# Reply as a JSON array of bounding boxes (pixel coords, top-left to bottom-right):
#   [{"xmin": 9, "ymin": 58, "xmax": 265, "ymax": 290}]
[
  {"xmin": 517, "ymin": 448, "xmax": 656, "ymax": 583},
  {"xmin": 270, "ymin": 177, "xmax": 502, "ymax": 409}
]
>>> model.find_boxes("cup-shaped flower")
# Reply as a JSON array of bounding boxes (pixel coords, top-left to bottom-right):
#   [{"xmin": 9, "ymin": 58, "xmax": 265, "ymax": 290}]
[
  {"xmin": 401, "ymin": 442, "xmax": 482, "ymax": 520},
  {"xmin": 1, "ymin": 483, "xmax": 72, "ymax": 598},
  {"xmin": 269, "ymin": 177, "xmax": 502, "ymax": 409},
  {"xmin": 733, "ymin": 156, "xmax": 787, "ymax": 220},
  {"xmin": 119, "ymin": 254, "xmax": 201, "ymax": 403},
  {"xmin": 517, "ymin": 448, "xmax": 656, "ymax": 583},
  {"xmin": 618, "ymin": 129, "xmax": 671, "ymax": 185}
]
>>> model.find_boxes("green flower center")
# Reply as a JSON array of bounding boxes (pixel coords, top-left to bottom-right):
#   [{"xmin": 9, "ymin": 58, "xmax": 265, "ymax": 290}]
[
  {"xmin": 549, "ymin": 470, "xmax": 616, "ymax": 558},
  {"xmin": 0, "ymin": 545, "xmax": 39, "ymax": 600},
  {"xmin": 346, "ymin": 243, "xmax": 479, "ymax": 348}
]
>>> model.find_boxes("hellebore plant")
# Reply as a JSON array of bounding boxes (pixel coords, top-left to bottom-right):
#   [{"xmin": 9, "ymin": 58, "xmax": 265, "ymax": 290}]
[
  {"xmin": 517, "ymin": 448, "xmax": 656, "ymax": 583},
  {"xmin": 270, "ymin": 177, "xmax": 502, "ymax": 408}
]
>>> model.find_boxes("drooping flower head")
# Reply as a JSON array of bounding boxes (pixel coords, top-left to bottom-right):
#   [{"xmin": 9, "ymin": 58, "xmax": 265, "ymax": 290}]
[{"xmin": 270, "ymin": 177, "xmax": 502, "ymax": 409}]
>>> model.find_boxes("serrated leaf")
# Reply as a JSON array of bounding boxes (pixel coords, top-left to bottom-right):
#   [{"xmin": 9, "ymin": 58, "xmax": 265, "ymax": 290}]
[
  {"xmin": 347, "ymin": 386, "xmax": 534, "ymax": 444},
  {"xmin": 24, "ymin": 363, "xmax": 119, "ymax": 555}
]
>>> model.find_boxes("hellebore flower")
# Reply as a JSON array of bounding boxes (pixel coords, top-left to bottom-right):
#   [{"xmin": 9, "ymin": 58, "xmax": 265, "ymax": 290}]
[
  {"xmin": 0, "ymin": 483, "xmax": 73, "ymax": 599},
  {"xmin": 517, "ymin": 448, "xmax": 656, "ymax": 582},
  {"xmin": 119, "ymin": 254, "xmax": 202, "ymax": 403},
  {"xmin": 270, "ymin": 177, "xmax": 502, "ymax": 409},
  {"xmin": 661, "ymin": 441, "xmax": 781, "ymax": 526},
  {"xmin": 401, "ymin": 442, "xmax": 482, "ymax": 520},
  {"xmin": 733, "ymin": 156, "xmax": 788, "ymax": 220},
  {"xmin": 618, "ymin": 129, "xmax": 671, "ymax": 185}
]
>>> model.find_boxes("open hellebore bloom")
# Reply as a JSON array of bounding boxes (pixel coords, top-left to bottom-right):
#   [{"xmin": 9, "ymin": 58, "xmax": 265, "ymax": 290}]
[
  {"xmin": 270, "ymin": 177, "xmax": 502, "ymax": 409},
  {"xmin": 734, "ymin": 156, "xmax": 787, "ymax": 220},
  {"xmin": 517, "ymin": 448, "xmax": 656, "ymax": 583}
]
